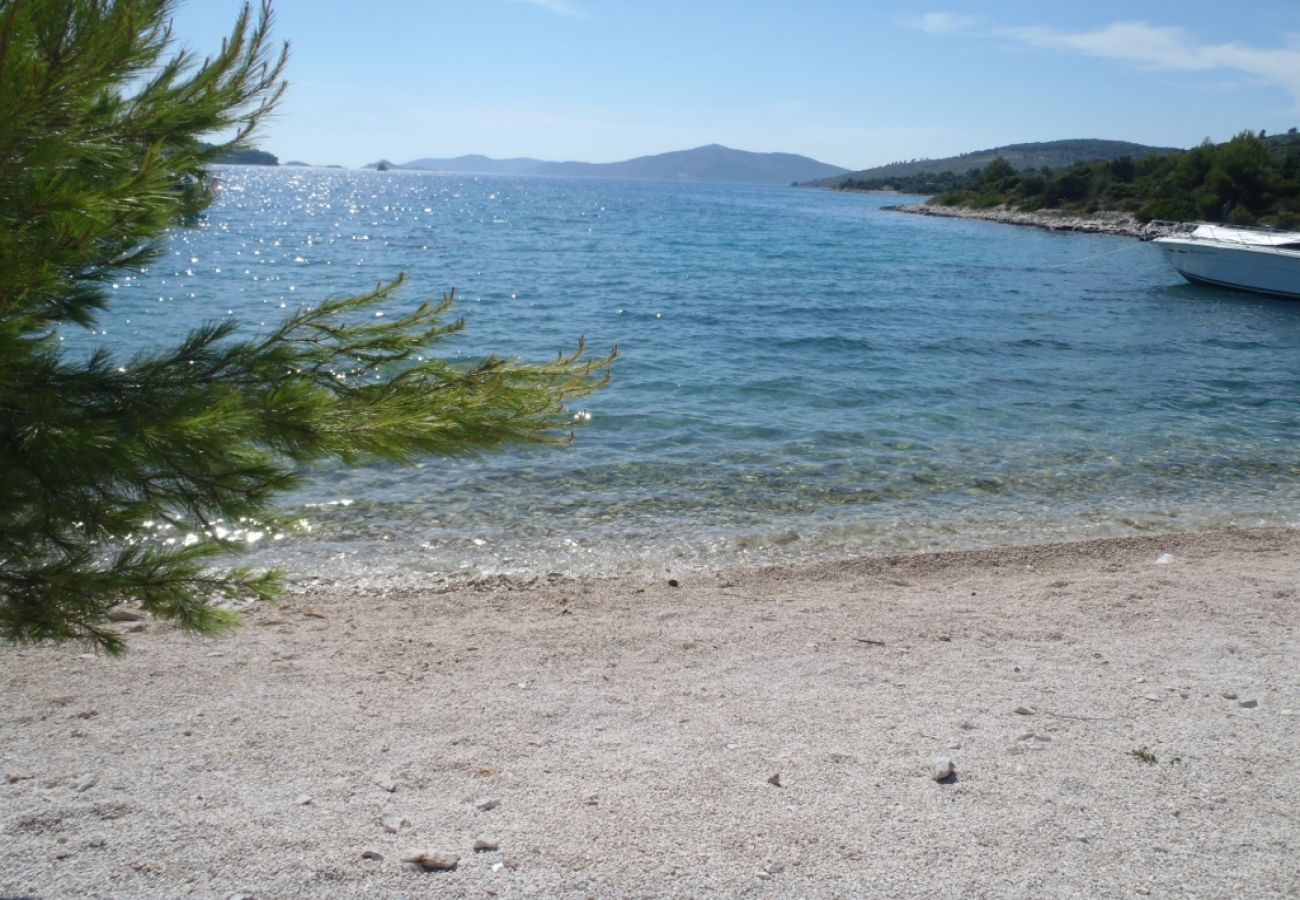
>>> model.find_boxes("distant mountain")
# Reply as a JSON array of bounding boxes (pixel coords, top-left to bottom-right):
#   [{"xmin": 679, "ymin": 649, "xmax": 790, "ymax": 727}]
[
  {"xmin": 371, "ymin": 145, "xmax": 848, "ymax": 185},
  {"xmin": 531, "ymin": 144, "xmax": 848, "ymax": 184},
  {"xmin": 380, "ymin": 154, "xmax": 547, "ymax": 175},
  {"xmin": 807, "ymin": 139, "xmax": 1179, "ymax": 189},
  {"xmin": 211, "ymin": 147, "xmax": 278, "ymax": 166}
]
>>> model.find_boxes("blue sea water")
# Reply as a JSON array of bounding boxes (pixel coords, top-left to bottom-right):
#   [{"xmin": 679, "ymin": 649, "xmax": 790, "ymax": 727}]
[{"xmin": 94, "ymin": 166, "xmax": 1300, "ymax": 584}]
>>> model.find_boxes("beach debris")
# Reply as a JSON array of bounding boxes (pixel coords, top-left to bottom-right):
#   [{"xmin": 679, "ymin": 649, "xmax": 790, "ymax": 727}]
[
  {"xmin": 667, "ymin": 578, "xmax": 680, "ymax": 588},
  {"xmin": 361, "ymin": 849, "xmax": 384, "ymax": 861},
  {"xmin": 853, "ymin": 637, "xmax": 886, "ymax": 646},
  {"xmin": 401, "ymin": 849, "xmax": 459, "ymax": 872},
  {"xmin": 473, "ymin": 835, "xmax": 500, "ymax": 851},
  {"xmin": 767, "ymin": 772, "xmax": 783, "ymax": 787},
  {"xmin": 382, "ymin": 814, "xmax": 409, "ymax": 833},
  {"xmin": 1155, "ymin": 553, "xmax": 1175, "ymax": 565},
  {"xmin": 374, "ymin": 774, "xmax": 398, "ymax": 793},
  {"xmin": 475, "ymin": 796, "xmax": 501, "ymax": 811},
  {"xmin": 1238, "ymin": 699, "xmax": 1258, "ymax": 709},
  {"xmin": 930, "ymin": 757, "xmax": 955, "ymax": 782},
  {"xmin": 1014, "ymin": 705, "xmax": 1037, "ymax": 716}
]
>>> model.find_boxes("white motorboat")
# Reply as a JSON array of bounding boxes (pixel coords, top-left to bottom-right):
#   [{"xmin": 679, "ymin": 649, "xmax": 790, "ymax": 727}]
[{"xmin": 1153, "ymin": 223, "xmax": 1300, "ymax": 299}]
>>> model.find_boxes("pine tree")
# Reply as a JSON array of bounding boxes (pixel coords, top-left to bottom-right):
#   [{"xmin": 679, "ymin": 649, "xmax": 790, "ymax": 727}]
[{"xmin": 0, "ymin": 0, "xmax": 614, "ymax": 653}]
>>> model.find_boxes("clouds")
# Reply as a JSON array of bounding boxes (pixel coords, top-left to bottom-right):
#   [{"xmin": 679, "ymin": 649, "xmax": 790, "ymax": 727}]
[
  {"xmin": 906, "ymin": 13, "xmax": 1300, "ymax": 109},
  {"xmin": 509, "ymin": 0, "xmax": 586, "ymax": 18},
  {"xmin": 897, "ymin": 12, "xmax": 979, "ymax": 35}
]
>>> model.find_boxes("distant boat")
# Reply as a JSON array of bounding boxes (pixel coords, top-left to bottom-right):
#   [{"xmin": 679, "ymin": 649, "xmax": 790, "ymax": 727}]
[{"xmin": 1154, "ymin": 224, "xmax": 1300, "ymax": 299}]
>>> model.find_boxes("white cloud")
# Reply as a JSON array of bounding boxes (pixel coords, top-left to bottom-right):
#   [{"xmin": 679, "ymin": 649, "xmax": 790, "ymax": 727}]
[
  {"xmin": 510, "ymin": 0, "xmax": 585, "ymax": 18},
  {"xmin": 999, "ymin": 21, "xmax": 1300, "ymax": 108},
  {"xmin": 898, "ymin": 12, "xmax": 979, "ymax": 35}
]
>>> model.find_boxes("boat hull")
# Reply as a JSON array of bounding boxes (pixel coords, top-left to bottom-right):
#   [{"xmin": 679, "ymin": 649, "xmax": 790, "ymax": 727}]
[{"xmin": 1156, "ymin": 236, "xmax": 1300, "ymax": 300}]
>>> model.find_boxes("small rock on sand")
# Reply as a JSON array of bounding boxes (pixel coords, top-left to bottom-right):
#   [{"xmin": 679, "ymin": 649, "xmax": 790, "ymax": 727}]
[
  {"xmin": 930, "ymin": 757, "xmax": 955, "ymax": 782},
  {"xmin": 475, "ymin": 797, "xmax": 500, "ymax": 811},
  {"xmin": 474, "ymin": 835, "xmax": 500, "ymax": 851},
  {"xmin": 401, "ymin": 849, "xmax": 459, "ymax": 871}
]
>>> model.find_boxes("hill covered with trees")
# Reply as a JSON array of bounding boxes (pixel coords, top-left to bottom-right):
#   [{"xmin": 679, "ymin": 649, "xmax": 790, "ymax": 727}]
[
  {"xmin": 915, "ymin": 130, "xmax": 1300, "ymax": 227},
  {"xmin": 809, "ymin": 139, "xmax": 1178, "ymax": 191}
]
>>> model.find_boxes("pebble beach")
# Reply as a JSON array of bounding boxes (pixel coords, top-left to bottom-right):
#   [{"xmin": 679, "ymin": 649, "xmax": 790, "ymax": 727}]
[{"xmin": 3, "ymin": 527, "xmax": 1298, "ymax": 898}]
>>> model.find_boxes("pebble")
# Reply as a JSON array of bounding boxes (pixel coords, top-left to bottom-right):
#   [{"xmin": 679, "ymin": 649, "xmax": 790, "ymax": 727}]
[
  {"xmin": 930, "ymin": 756, "xmax": 955, "ymax": 782},
  {"xmin": 1238, "ymin": 699, "xmax": 1258, "ymax": 709},
  {"xmin": 767, "ymin": 773, "xmax": 783, "ymax": 787},
  {"xmin": 1014, "ymin": 705, "xmax": 1036, "ymax": 716},
  {"xmin": 475, "ymin": 797, "xmax": 501, "ymax": 811},
  {"xmin": 1221, "ymin": 691, "xmax": 1238, "ymax": 700},
  {"xmin": 1143, "ymin": 694, "xmax": 1162, "ymax": 702},
  {"xmin": 473, "ymin": 835, "xmax": 500, "ymax": 851},
  {"xmin": 361, "ymin": 850, "xmax": 384, "ymax": 861},
  {"xmin": 108, "ymin": 608, "xmax": 146, "ymax": 622},
  {"xmin": 401, "ymin": 849, "xmax": 459, "ymax": 871},
  {"xmin": 382, "ymin": 814, "xmax": 409, "ymax": 834},
  {"xmin": 375, "ymin": 775, "xmax": 398, "ymax": 793},
  {"xmin": 1155, "ymin": 553, "xmax": 1175, "ymax": 565},
  {"xmin": 295, "ymin": 794, "xmax": 313, "ymax": 806},
  {"xmin": 73, "ymin": 773, "xmax": 99, "ymax": 793}
]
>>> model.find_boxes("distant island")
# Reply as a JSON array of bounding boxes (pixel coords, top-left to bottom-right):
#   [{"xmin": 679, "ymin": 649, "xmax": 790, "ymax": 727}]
[
  {"xmin": 365, "ymin": 144, "xmax": 848, "ymax": 186},
  {"xmin": 210, "ymin": 147, "xmax": 279, "ymax": 166}
]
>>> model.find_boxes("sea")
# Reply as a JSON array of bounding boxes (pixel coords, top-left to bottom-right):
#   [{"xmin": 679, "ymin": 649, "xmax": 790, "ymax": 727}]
[{"xmin": 90, "ymin": 166, "xmax": 1300, "ymax": 587}]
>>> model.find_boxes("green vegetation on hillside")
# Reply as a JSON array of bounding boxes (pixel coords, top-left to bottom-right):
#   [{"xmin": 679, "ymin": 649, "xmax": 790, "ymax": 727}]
[
  {"xmin": 921, "ymin": 131, "xmax": 1300, "ymax": 226},
  {"xmin": 816, "ymin": 139, "xmax": 1178, "ymax": 190}
]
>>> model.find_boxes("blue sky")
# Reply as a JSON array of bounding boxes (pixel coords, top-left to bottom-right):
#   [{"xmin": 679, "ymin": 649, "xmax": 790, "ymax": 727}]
[{"xmin": 171, "ymin": 1, "xmax": 1300, "ymax": 170}]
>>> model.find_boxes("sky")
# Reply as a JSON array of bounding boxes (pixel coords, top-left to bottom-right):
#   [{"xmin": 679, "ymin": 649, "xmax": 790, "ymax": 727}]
[{"xmin": 168, "ymin": 0, "xmax": 1300, "ymax": 171}]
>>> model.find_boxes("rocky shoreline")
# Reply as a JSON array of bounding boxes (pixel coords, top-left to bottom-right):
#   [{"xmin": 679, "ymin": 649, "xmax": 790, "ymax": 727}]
[{"xmin": 886, "ymin": 202, "xmax": 1182, "ymax": 240}]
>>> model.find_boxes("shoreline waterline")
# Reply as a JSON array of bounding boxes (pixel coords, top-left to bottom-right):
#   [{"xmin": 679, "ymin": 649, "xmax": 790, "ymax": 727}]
[{"xmin": 884, "ymin": 201, "xmax": 1180, "ymax": 239}]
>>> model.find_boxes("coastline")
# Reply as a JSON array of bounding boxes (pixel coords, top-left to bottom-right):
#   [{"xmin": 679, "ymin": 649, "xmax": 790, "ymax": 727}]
[
  {"xmin": 3, "ymin": 526, "xmax": 1298, "ymax": 897},
  {"xmin": 885, "ymin": 201, "xmax": 1181, "ymax": 240}
]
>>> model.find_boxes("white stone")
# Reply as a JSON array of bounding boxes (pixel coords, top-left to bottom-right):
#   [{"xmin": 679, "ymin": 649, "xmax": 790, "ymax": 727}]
[
  {"xmin": 382, "ymin": 814, "xmax": 409, "ymax": 833},
  {"xmin": 930, "ymin": 756, "xmax": 955, "ymax": 781},
  {"xmin": 475, "ymin": 797, "xmax": 500, "ymax": 811},
  {"xmin": 473, "ymin": 835, "xmax": 500, "ymax": 851}
]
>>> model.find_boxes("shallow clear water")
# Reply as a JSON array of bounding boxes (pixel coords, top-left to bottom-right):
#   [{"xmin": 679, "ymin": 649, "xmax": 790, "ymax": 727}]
[{"xmin": 92, "ymin": 166, "xmax": 1300, "ymax": 584}]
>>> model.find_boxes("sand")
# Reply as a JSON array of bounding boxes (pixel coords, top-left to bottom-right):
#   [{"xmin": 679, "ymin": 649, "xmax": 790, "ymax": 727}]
[{"xmin": 2, "ymin": 527, "xmax": 1298, "ymax": 898}]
